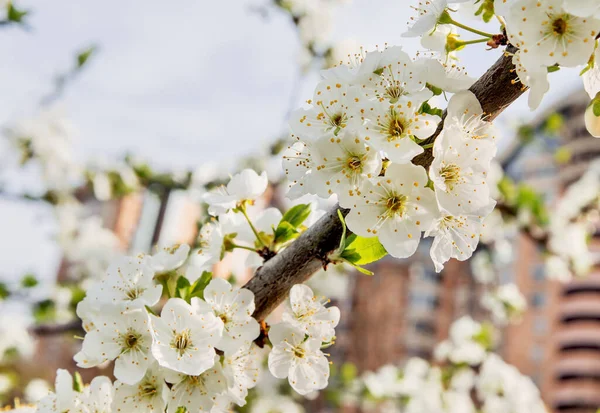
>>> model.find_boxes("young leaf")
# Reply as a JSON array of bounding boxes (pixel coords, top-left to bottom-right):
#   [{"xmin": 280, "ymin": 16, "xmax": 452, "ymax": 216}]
[
  {"xmin": 341, "ymin": 235, "xmax": 387, "ymax": 265},
  {"xmin": 189, "ymin": 271, "xmax": 213, "ymax": 300},
  {"xmin": 274, "ymin": 221, "xmax": 299, "ymax": 245},
  {"xmin": 175, "ymin": 276, "xmax": 191, "ymax": 300},
  {"xmin": 280, "ymin": 203, "xmax": 312, "ymax": 228}
]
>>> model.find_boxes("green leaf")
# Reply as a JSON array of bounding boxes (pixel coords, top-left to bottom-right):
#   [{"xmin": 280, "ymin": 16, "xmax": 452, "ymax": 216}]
[
  {"xmin": 189, "ymin": 272, "xmax": 213, "ymax": 300},
  {"xmin": 352, "ymin": 265, "xmax": 374, "ymax": 276},
  {"xmin": 274, "ymin": 221, "xmax": 299, "ymax": 245},
  {"xmin": 593, "ymin": 100, "xmax": 600, "ymax": 117},
  {"xmin": 7, "ymin": 4, "xmax": 28, "ymax": 23},
  {"xmin": 144, "ymin": 305, "xmax": 157, "ymax": 316},
  {"xmin": 21, "ymin": 274, "xmax": 38, "ymax": 288},
  {"xmin": 33, "ymin": 299, "xmax": 56, "ymax": 323},
  {"xmin": 0, "ymin": 282, "xmax": 9, "ymax": 300},
  {"xmin": 425, "ymin": 83, "xmax": 443, "ymax": 96},
  {"xmin": 337, "ymin": 209, "xmax": 348, "ymax": 251},
  {"xmin": 341, "ymin": 235, "xmax": 387, "ymax": 265},
  {"xmin": 175, "ymin": 407, "xmax": 188, "ymax": 413},
  {"xmin": 419, "ymin": 101, "xmax": 443, "ymax": 117},
  {"xmin": 547, "ymin": 65, "xmax": 560, "ymax": 73},
  {"xmin": 77, "ymin": 46, "xmax": 97, "ymax": 68},
  {"xmin": 175, "ymin": 276, "xmax": 191, "ymax": 299},
  {"xmin": 280, "ymin": 203, "xmax": 312, "ymax": 228},
  {"xmin": 73, "ymin": 372, "xmax": 84, "ymax": 392}
]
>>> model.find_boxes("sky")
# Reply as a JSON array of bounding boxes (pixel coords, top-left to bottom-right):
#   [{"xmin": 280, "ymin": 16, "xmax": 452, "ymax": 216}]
[{"xmin": 0, "ymin": 0, "xmax": 587, "ymax": 282}]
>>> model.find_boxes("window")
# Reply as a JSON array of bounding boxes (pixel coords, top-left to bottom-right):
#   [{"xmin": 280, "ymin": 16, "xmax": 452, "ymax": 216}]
[{"xmin": 531, "ymin": 292, "xmax": 546, "ymax": 308}]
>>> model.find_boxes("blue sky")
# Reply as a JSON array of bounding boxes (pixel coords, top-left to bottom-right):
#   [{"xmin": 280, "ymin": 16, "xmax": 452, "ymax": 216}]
[{"xmin": 0, "ymin": 0, "xmax": 586, "ymax": 282}]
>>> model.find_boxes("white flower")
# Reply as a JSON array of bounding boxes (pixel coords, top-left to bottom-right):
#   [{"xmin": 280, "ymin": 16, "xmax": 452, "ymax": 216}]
[
  {"xmin": 356, "ymin": 47, "xmax": 432, "ymax": 104},
  {"xmin": 420, "ymin": 24, "xmax": 457, "ymax": 59},
  {"xmin": 563, "ymin": 0, "xmax": 600, "ymax": 18},
  {"xmin": 36, "ymin": 369, "xmax": 84, "ymax": 413},
  {"xmin": 150, "ymin": 298, "xmax": 223, "ymax": 376},
  {"xmin": 430, "ymin": 125, "xmax": 494, "ymax": 214},
  {"xmin": 188, "ymin": 221, "xmax": 225, "ymax": 278},
  {"xmin": 403, "ymin": 0, "xmax": 449, "ymax": 37},
  {"xmin": 282, "ymin": 284, "xmax": 340, "ymax": 342},
  {"xmin": 507, "ymin": 0, "xmax": 599, "ymax": 68},
  {"xmin": 112, "ymin": 362, "xmax": 169, "ymax": 413},
  {"xmin": 545, "ymin": 254, "xmax": 572, "ymax": 282},
  {"xmin": 25, "ymin": 379, "xmax": 50, "ymax": 403},
  {"xmin": 289, "ymin": 79, "xmax": 360, "ymax": 139},
  {"xmin": 445, "ymin": 90, "xmax": 498, "ymax": 154},
  {"xmin": 203, "ymin": 169, "xmax": 268, "ymax": 216},
  {"xmin": 419, "ymin": 58, "xmax": 475, "ymax": 93},
  {"xmin": 362, "ymin": 364, "xmax": 402, "ymax": 398},
  {"xmin": 511, "ymin": 50, "xmax": 550, "ymax": 110},
  {"xmin": 357, "ymin": 97, "xmax": 440, "ymax": 163},
  {"xmin": 76, "ymin": 307, "xmax": 152, "ymax": 385},
  {"xmin": 345, "ymin": 163, "xmax": 438, "ymax": 259},
  {"xmin": 250, "ymin": 396, "xmax": 305, "ymax": 413},
  {"xmin": 426, "ymin": 201, "xmax": 495, "ymax": 272},
  {"xmin": 81, "ymin": 376, "xmax": 114, "ymax": 413},
  {"xmin": 223, "ymin": 345, "xmax": 261, "ymax": 406},
  {"xmin": 150, "ymin": 244, "xmax": 190, "ymax": 273},
  {"xmin": 481, "ymin": 283, "xmax": 527, "ymax": 324},
  {"xmin": 164, "ymin": 357, "xmax": 228, "ymax": 413},
  {"xmin": 282, "ymin": 139, "xmax": 316, "ymax": 200},
  {"xmin": 197, "ymin": 278, "xmax": 260, "ymax": 353},
  {"xmin": 267, "ymin": 323, "xmax": 330, "ymax": 395},
  {"xmin": 583, "ymin": 47, "xmax": 600, "ymax": 99},
  {"xmin": 87, "ymin": 255, "xmax": 162, "ymax": 309},
  {"xmin": 299, "ymin": 130, "xmax": 382, "ymax": 207},
  {"xmin": 494, "ymin": 0, "xmax": 516, "ymax": 16}
]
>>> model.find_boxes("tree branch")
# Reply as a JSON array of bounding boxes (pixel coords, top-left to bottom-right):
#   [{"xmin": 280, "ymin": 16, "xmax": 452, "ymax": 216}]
[{"xmin": 244, "ymin": 45, "xmax": 526, "ymax": 321}]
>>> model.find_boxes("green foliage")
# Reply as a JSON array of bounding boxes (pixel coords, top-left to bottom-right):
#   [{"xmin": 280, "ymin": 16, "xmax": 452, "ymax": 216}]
[
  {"xmin": 174, "ymin": 407, "xmax": 187, "ymax": 413},
  {"xmin": 547, "ymin": 65, "xmax": 560, "ymax": 73},
  {"xmin": 7, "ymin": 3, "xmax": 28, "ymax": 24},
  {"xmin": 543, "ymin": 112, "xmax": 564, "ymax": 134},
  {"xmin": 273, "ymin": 203, "xmax": 312, "ymax": 246},
  {"xmin": 593, "ymin": 99, "xmax": 600, "ymax": 117},
  {"xmin": 515, "ymin": 184, "xmax": 549, "ymax": 226},
  {"xmin": 340, "ymin": 234, "xmax": 387, "ymax": 266},
  {"xmin": 554, "ymin": 147, "xmax": 571, "ymax": 164},
  {"xmin": 332, "ymin": 210, "xmax": 387, "ymax": 275},
  {"xmin": 73, "ymin": 372, "xmax": 84, "ymax": 393},
  {"xmin": 419, "ymin": 101, "xmax": 444, "ymax": 118},
  {"xmin": 77, "ymin": 46, "xmax": 97, "ymax": 68},
  {"xmin": 425, "ymin": 83, "xmax": 443, "ymax": 96},
  {"xmin": 281, "ymin": 203, "xmax": 312, "ymax": 228},
  {"xmin": 517, "ymin": 124, "xmax": 535, "ymax": 144},
  {"xmin": 473, "ymin": 322, "xmax": 495, "ymax": 350},
  {"xmin": 21, "ymin": 273, "xmax": 38, "ymax": 288},
  {"xmin": 188, "ymin": 271, "xmax": 213, "ymax": 300},
  {"xmin": 0, "ymin": 282, "xmax": 9, "ymax": 300},
  {"xmin": 33, "ymin": 299, "xmax": 57, "ymax": 323},
  {"xmin": 474, "ymin": 0, "xmax": 495, "ymax": 22}
]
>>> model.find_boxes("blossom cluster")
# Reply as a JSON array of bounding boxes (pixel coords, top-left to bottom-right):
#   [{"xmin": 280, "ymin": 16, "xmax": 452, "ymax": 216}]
[
  {"xmin": 344, "ymin": 317, "xmax": 546, "ymax": 413},
  {"xmin": 283, "ymin": 43, "xmax": 498, "ymax": 271},
  {"xmin": 38, "ymin": 246, "xmax": 264, "ymax": 413},
  {"xmin": 267, "ymin": 284, "xmax": 340, "ymax": 395}
]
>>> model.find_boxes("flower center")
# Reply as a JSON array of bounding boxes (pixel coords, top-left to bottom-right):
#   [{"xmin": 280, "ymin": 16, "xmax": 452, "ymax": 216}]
[
  {"xmin": 172, "ymin": 329, "xmax": 192, "ymax": 355},
  {"xmin": 121, "ymin": 330, "xmax": 142, "ymax": 351},
  {"xmin": 219, "ymin": 313, "xmax": 229, "ymax": 325},
  {"xmin": 293, "ymin": 346, "xmax": 306, "ymax": 359},
  {"xmin": 346, "ymin": 155, "xmax": 363, "ymax": 171},
  {"xmin": 440, "ymin": 163, "xmax": 461, "ymax": 189},
  {"xmin": 139, "ymin": 381, "xmax": 158, "ymax": 398},
  {"xmin": 386, "ymin": 194, "xmax": 408, "ymax": 217},
  {"xmin": 551, "ymin": 16, "xmax": 568, "ymax": 36},
  {"xmin": 385, "ymin": 85, "xmax": 404, "ymax": 103},
  {"xmin": 384, "ymin": 109, "xmax": 406, "ymax": 141},
  {"xmin": 125, "ymin": 287, "xmax": 145, "ymax": 300}
]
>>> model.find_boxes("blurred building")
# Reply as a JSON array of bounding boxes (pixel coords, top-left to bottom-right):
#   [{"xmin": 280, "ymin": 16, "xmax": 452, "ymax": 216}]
[{"xmin": 503, "ymin": 89, "xmax": 600, "ymax": 413}]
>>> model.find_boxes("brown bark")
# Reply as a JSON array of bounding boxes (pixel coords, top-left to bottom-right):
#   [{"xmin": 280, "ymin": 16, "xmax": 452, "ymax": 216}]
[{"xmin": 245, "ymin": 45, "xmax": 525, "ymax": 321}]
